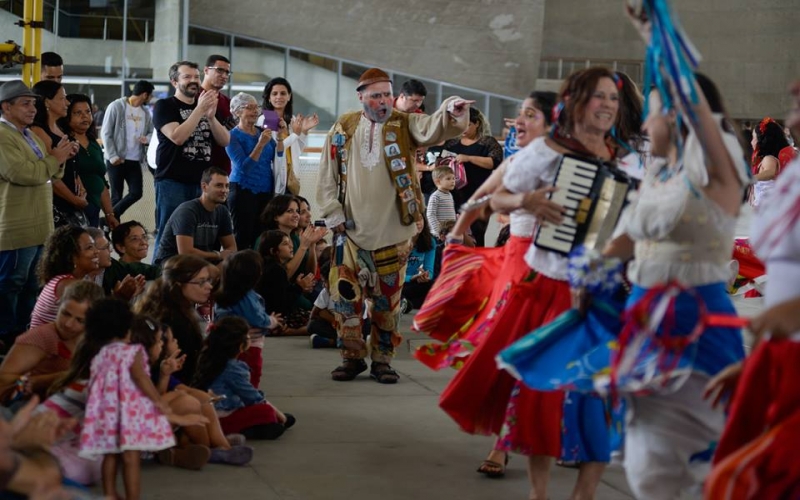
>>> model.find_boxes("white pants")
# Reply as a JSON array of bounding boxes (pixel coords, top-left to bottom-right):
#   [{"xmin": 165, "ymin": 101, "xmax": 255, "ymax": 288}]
[{"xmin": 624, "ymin": 373, "xmax": 726, "ymax": 500}]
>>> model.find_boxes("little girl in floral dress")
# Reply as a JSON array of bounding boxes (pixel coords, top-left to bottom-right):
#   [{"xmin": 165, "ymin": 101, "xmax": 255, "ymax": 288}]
[{"xmin": 78, "ymin": 299, "xmax": 175, "ymax": 500}]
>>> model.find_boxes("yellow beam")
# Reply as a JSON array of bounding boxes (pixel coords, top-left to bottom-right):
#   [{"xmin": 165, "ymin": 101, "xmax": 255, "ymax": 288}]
[
  {"xmin": 32, "ymin": 0, "xmax": 43, "ymax": 83},
  {"xmin": 21, "ymin": 0, "xmax": 32, "ymax": 86}
]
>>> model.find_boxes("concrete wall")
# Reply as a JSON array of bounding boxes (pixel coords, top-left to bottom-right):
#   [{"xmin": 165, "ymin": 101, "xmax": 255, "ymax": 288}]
[
  {"xmin": 541, "ymin": 0, "xmax": 800, "ymax": 119},
  {"xmin": 188, "ymin": 0, "xmax": 546, "ymax": 100}
]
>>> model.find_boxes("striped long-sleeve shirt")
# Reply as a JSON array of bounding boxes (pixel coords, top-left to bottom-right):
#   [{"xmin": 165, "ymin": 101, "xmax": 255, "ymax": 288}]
[{"xmin": 426, "ymin": 189, "xmax": 456, "ymax": 237}]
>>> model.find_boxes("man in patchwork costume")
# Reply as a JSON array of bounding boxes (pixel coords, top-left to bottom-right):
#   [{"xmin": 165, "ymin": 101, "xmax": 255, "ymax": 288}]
[{"xmin": 316, "ymin": 68, "xmax": 470, "ymax": 383}]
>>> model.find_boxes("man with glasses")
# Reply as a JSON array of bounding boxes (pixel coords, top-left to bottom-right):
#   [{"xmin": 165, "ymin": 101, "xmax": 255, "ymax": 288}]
[
  {"xmin": 0, "ymin": 80, "xmax": 73, "ymax": 343},
  {"xmin": 101, "ymin": 79, "xmax": 155, "ymax": 219},
  {"xmin": 316, "ymin": 68, "xmax": 471, "ymax": 384},
  {"xmin": 202, "ymin": 54, "xmax": 237, "ymax": 174},
  {"xmin": 153, "ymin": 166, "xmax": 236, "ymax": 267},
  {"xmin": 152, "ymin": 60, "xmax": 230, "ymax": 257},
  {"xmin": 394, "ymin": 79, "xmax": 427, "ymax": 114}
]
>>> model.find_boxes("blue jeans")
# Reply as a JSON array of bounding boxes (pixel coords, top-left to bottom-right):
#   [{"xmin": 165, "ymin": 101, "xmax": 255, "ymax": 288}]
[
  {"xmin": 0, "ymin": 245, "xmax": 43, "ymax": 338},
  {"xmin": 107, "ymin": 160, "xmax": 144, "ymax": 218},
  {"xmin": 154, "ymin": 179, "xmax": 201, "ymax": 259}
]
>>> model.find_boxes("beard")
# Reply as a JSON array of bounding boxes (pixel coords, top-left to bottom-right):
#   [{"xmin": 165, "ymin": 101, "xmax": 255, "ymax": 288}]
[
  {"xmin": 363, "ymin": 102, "xmax": 392, "ymax": 124},
  {"xmin": 180, "ymin": 82, "xmax": 200, "ymax": 98}
]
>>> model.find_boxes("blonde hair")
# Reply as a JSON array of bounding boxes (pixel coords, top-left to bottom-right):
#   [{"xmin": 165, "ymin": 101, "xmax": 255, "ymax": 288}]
[{"xmin": 432, "ymin": 166, "xmax": 454, "ymax": 182}]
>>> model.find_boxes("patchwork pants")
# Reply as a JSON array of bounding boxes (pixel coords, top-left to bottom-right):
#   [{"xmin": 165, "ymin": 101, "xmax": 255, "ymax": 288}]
[{"xmin": 330, "ymin": 235, "xmax": 408, "ymax": 364}]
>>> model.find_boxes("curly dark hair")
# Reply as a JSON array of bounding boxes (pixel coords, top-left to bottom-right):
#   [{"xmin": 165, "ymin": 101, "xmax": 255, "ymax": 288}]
[
  {"xmin": 215, "ymin": 250, "xmax": 263, "ymax": 308},
  {"xmin": 614, "ymin": 71, "xmax": 645, "ymax": 151},
  {"xmin": 192, "ymin": 316, "xmax": 250, "ymax": 390},
  {"xmin": 260, "ymin": 194, "xmax": 298, "ymax": 231},
  {"xmin": 753, "ymin": 118, "xmax": 790, "ymax": 161},
  {"xmin": 129, "ymin": 314, "xmax": 163, "ymax": 362},
  {"xmin": 37, "ymin": 225, "xmax": 89, "ymax": 285},
  {"xmin": 135, "ymin": 254, "xmax": 211, "ymax": 321},
  {"xmin": 557, "ymin": 67, "xmax": 618, "ymax": 137}
]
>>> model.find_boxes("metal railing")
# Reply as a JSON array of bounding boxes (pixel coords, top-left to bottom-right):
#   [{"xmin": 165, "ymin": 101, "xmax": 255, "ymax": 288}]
[
  {"xmin": 0, "ymin": 0, "xmax": 153, "ymax": 41},
  {"xmin": 538, "ymin": 56, "xmax": 645, "ymax": 84}
]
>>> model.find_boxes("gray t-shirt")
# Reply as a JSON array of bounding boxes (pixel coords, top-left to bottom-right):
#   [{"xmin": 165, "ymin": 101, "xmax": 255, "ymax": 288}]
[{"xmin": 154, "ymin": 198, "xmax": 233, "ymax": 266}]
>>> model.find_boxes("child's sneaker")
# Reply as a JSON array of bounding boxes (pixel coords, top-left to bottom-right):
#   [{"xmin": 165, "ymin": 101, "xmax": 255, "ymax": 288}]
[
  {"xmin": 310, "ymin": 334, "xmax": 334, "ymax": 349},
  {"xmin": 225, "ymin": 434, "xmax": 246, "ymax": 446},
  {"xmin": 400, "ymin": 298, "xmax": 412, "ymax": 315},
  {"xmin": 209, "ymin": 445, "xmax": 254, "ymax": 466}
]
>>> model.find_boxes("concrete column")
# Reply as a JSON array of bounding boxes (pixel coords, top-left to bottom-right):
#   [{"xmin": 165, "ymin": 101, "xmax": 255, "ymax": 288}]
[{"xmin": 151, "ymin": 0, "xmax": 182, "ymax": 81}]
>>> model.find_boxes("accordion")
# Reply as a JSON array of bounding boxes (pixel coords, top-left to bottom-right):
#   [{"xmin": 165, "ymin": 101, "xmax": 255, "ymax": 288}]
[{"xmin": 534, "ymin": 154, "xmax": 636, "ymax": 256}]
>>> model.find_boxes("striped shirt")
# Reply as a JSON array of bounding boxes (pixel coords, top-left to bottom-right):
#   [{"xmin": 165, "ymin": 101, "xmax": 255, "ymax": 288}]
[{"xmin": 426, "ymin": 189, "xmax": 456, "ymax": 237}]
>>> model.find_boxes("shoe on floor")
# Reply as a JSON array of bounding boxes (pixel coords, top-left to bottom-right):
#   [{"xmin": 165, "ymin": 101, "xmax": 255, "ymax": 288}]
[
  {"xmin": 242, "ymin": 422, "xmax": 286, "ymax": 440},
  {"xmin": 225, "ymin": 433, "xmax": 246, "ymax": 447},
  {"xmin": 209, "ymin": 445, "xmax": 254, "ymax": 466},
  {"xmin": 157, "ymin": 444, "xmax": 211, "ymax": 470},
  {"xmin": 331, "ymin": 359, "xmax": 367, "ymax": 381},
  {"xmin": 400, "ymin": 298, "xmax": 412, "ymax": 315},
  {"xmin": 283, "ymin": 413, "xmax": 296, "ymax": 430},
  {"xmin": 370, "ymin": 362, "xmax": 399, "ymax": 384},
  {"xmin": 310, "ymin": 334, "xmax": 334, "ymax": 349}
]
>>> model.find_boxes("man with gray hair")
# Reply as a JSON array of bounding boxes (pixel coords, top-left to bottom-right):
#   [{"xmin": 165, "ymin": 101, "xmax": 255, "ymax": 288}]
[
  {"xmin": 151, "ymin": 61, "xmax": 230, "ymax": 256},
  {"xmin": 316, "ymin": 67, "xmax": 471, "ymax": 384},
  {"xmin": 101, "ymin": 79, "xmax": 155, "ymax": 218}
]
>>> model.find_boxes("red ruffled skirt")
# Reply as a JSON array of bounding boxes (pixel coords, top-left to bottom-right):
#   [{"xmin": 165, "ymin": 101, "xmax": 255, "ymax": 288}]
[
  {"xmin": 439, "ymin": 273, "xmax": 570, "ymax": 456},
  {"xmin": 414, "ymin": 236, "xmax": 532, "ymax": 369},
  {"xmin": 707, "ymin": 340, "xmax": 800, "ymax": 499}
]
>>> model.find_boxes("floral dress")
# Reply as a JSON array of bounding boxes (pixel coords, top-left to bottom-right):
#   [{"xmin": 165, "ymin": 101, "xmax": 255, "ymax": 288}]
[{"xmin": 79, "ymin": 342, "xmax": 174, "ymax": 457}]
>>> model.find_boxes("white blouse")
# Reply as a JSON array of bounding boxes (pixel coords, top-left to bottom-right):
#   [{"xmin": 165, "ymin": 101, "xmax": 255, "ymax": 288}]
[
  {"xmin": 751, "ymin": 156, "xmax": 800, "ymax": 310},
  {"xmin": 503, "ymin": 137, "xmax": 569, "ymax": 280},
  {"xmin": 625, "ymin": 117, "xmax": 749, "ymax": 287}
]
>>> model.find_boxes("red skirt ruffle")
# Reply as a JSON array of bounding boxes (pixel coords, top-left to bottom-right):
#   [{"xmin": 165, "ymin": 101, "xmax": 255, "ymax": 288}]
[
  {"xmin": 414, "ymin": 236, "xmax": 532, "ymax": 370},
  {"xmin": 439, "ymin": 273, "xmax": 570, "ymax": 456}
]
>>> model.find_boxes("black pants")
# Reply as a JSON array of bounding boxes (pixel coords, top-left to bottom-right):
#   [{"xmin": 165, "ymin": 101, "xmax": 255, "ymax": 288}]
[
  {"xmin": 228, "ymin": 183, "xmax": 273, "ymax": 250},
  {"xmin": 107, "ymin": 160, "xmax": 143, "ymax": 218},
  {"xmin": 308, "ymin": 318, "xmax": 337, "ymax": 339},
  {"xmin": 401, "ymin": 280, "xmax": 433, "ymax": 310}
]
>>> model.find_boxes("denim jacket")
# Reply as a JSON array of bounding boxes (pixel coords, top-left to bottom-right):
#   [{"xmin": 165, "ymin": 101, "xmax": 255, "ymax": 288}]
[{"xmin": 209, "ymin": 359, "xmax": 265, "ymax": 413}]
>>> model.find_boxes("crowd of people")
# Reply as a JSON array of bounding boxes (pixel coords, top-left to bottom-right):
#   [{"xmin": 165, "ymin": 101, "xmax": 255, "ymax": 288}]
[{"xmin": 1, "ymin": 3, "xmax": 799, "ymax": 497}]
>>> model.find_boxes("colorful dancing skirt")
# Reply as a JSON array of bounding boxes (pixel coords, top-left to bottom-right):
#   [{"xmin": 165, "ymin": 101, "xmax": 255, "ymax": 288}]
[
  {"xmin": 439, "ymin": 273, "xmax": 570, "ymax": 457},
  {"xmin": 707, "ymin": 340, "xmax": 800, "ymax": 499},
  {"xmin": 413, "ymin": 236, "xmax": 532, "ymax": 370}
]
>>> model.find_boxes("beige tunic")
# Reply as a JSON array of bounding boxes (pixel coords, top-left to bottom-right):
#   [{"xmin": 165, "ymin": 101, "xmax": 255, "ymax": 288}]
[{"xmin": 316, "ymin": 97, "xmax": 467, "ymax": 251}]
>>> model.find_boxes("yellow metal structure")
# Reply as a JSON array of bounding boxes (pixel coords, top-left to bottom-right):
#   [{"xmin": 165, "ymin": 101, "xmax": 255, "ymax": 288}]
[{"xmin": 18, "ymin": 0, "xmax": 44, "ymax": 86}]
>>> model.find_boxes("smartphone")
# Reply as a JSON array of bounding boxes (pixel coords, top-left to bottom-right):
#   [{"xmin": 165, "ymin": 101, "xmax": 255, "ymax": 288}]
[
  {"xmin": 208, "ymin": 394, "xmax": 227, "ymax": 404},
  {"xmin": 261, "ymin": 109, "xmax": 280, "ymax": 131},
  {"xmin": 313, "ymin": 220, "xmax": 327, "ymax": 227}
]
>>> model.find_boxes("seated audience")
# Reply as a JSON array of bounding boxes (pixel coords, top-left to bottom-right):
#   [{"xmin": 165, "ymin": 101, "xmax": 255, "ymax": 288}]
[
  {"xmin": 153, "ymin": 167, "xmax": 236, "ymax": 267},
  {"xmin": 29, "ymin": 226, "xmax": 100, "ymax": 328},
  {"xmin": 0, "ymin": 282, "xmax": 104, "ymax": 403},
  {"xmin": 193, "ymin": 316, "xmax": 295, "ymax": 440},
  {"xmin": 400, "ymin": 218, "xmax": 437, "ymax": 314}
]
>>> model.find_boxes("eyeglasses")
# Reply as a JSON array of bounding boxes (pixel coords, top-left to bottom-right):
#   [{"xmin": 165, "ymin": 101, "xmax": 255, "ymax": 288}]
[
  {"xmin": 126, "ymin": 233, "xmax": 149, "ymax": 244},
  {"xmin": 208, "ymin": 66, "xmax": 232, "ymax": 76},
  {"xmin": 241, "ymin": 104, "xmax": 261, "ymax": 111},
  {"xmin": 186, "ymin": 278, "xmax": 215, "ymax": 287}
]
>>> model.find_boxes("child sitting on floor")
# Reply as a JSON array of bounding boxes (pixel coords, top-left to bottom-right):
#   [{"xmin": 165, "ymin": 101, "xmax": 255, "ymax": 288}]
[
  {"xmin": 192, "ymin": 316, "xmax": 295, "ymax": 440},
  {"xmin": 215, "ymin": 250, "xmax": 284, "ymax": 388},
  {"xmin": 308, "ymin": 261, "xmax": 337, "ymax": 349}
]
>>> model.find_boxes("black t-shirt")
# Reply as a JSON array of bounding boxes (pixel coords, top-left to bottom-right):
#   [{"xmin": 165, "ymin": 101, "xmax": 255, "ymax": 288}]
[
  {"xmin": 152, "ymin": 97, "xmax": 213, "ymax": 185},
  {"xmin": 442, "ymin": 137, "xmax": 503, "ymax": 204}
]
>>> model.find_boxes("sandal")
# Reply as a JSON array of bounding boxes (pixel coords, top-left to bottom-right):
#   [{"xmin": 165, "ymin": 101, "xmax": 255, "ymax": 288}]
[
  {"xmin": 331, "ymin": 359, "xmax": 367, "ymax": 381},
  {"xmin": 369, "ymin": 362, "xmax": 399, "ymax": 384},
  {"xmin": 477, "ymin": 455, "xmax": 509, "ymax": 478}
]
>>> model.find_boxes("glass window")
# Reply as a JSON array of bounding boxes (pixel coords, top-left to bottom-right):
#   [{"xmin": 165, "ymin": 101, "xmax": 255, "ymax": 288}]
[
  {"xmin": 339, "ymin": 61, "xmax": 369, "ymax": 119},
  {"xmin": 229, "ymin": 37, "xmax": 286, "ymax": 104},
  {"xmin": 287, "ymin": 50, "xmax": 338, "ymax": 130}
]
